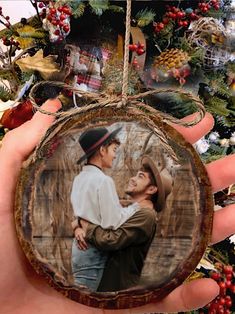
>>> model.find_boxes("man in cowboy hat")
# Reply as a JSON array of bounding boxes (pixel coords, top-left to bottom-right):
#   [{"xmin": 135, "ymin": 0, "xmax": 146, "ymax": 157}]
[
  {"xmin": 70, "ymin": 125, "xmax": 144, "ymax": 291},
  {"xmin": 74, "ymin": 155, "xmax": 173, "ymax": 292}
]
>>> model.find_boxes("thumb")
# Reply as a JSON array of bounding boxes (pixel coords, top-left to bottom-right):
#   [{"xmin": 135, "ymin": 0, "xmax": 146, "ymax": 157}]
[
  {"xmin": 1, "ymin": 98, "xmax": 62, "ymax": 161},
  {"xmin": 0, "ymin": 99, "xmax": 61, "ymax": 212}
]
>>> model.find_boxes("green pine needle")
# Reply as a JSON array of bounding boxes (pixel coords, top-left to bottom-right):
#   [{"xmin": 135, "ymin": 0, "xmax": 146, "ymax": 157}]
[
  {"xmin": 205, "ymin": 96, "xmax": 230, "ymax": 116},
  {"xmin": 70, "ymin": 2, "xmax": 86, "ymax": 18},
  {"xmin": 135, "ymin": 8, "xmax": 156, "ymax": 27},
  {"xmin": 89, "ymin": 0, "xmax": 109, "ymax": 16},
  {"xmin": 0, "ymin": 84, "xmax": 13, "ymax": 102},
  {"xmin": 108, "ymin": 5, "xmax": 124, "ymax": 13}
]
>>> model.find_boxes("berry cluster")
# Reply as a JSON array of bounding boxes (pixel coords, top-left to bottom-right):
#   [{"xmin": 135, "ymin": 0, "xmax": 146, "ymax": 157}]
[
  {"xmin": 129, "ymin": 42, "xmax": 145, "ymax": 55},
  {"xmin": 153, "ymin": 1, "xmax": 221, "ymax": 34},
  {"xmin": 0, "ymin": 6, "xmax": 11, "ymax": 29},
  {"xmin": 42, "ymin": 3, "xmax": 72, "ymax": 42},
  {"xmin": 198, "ymin": 0, "xmax": 220, "ymax": 13},
  {"xmin": 1, "ymin": 36, "xmax": 20, "ymax": 49},
  {"xmin": 154, "ymin": 5, "xmax": 199, "ymax": 33},
  {"xmin": 201, "ymin": 264, "xmax": 235, "ymax": 314}
]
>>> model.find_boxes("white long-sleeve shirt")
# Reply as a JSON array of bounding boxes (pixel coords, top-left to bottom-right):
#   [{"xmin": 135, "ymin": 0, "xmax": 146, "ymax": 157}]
[{"xmin": 70, "ymin": 165, "xmax": 139, "ymax": 230}]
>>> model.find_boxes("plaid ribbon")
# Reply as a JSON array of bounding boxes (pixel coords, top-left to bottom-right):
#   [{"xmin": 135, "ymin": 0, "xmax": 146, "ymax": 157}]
[{"xmin": 76, "ymin": 48, "xmax": 112, "ymax": 92}]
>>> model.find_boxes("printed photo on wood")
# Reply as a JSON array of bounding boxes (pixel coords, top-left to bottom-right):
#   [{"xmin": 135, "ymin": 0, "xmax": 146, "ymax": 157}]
[{"xmin": 15, "ymin": 107, "xmax": 213, "ymax": 308}]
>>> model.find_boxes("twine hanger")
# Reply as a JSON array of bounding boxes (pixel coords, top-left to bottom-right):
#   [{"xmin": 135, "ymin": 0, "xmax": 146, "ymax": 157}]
[{"xmin": 29, "ymin": 0, "xmax": 206, "ymax": 127}]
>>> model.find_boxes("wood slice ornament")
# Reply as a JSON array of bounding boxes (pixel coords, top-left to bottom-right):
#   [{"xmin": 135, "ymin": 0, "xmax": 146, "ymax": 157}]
[
  {"xmin": 15, "ymin": 93, "xmax": 213, "ymax": 309},
  {"xmin": 14, "ymin": 1, "xmax": 214, "ymax": 310}
]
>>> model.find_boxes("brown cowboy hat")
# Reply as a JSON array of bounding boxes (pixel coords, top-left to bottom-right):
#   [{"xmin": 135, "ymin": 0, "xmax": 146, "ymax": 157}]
[
  {"xmin": 141, "ymin": 155, "xmax": 173, "ymax": 212},
  {"xmin": 77, "ymin": 126, "xmax": 122, "ymax": 164}
]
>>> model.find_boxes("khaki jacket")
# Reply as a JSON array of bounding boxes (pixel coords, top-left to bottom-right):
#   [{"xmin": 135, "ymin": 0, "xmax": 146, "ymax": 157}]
[{"xmin": 86, "ymin": 207, "xmax": 157, "ymax": 291}]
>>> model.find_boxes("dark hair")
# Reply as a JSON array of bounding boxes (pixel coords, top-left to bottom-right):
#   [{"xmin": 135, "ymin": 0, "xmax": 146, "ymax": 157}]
[
  {"xmin": 140, "ymin": 164, "xmax": 158, "ymax": 205},
  {"xmin": 87, "ymin": 137, "xmax": 120, "ymax": 161}
]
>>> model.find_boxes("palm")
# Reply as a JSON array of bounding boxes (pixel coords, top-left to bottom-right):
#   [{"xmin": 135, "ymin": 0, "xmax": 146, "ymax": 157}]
[{"xmin": 0, "ymin": 100, "xmax": 234, "ymax": 314}]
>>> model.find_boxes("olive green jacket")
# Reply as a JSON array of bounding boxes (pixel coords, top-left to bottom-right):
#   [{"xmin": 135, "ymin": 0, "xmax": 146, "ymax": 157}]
[{"xmin": 86, "ymin": 207, "xmax": 157, "ymax": 291}]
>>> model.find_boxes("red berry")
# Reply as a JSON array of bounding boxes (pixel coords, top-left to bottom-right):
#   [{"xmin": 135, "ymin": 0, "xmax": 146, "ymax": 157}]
[
  {"xmin": 60, "ymin": 14, "xmax": 66, "ymax": 21},
  {"xmin": 132, "ymin": 57, "xmax": 138, "ymax": 66},
  {"xmin": 223, "ymin": 265, "xmax": 233, "ymax": 274},
  {"xmin": 51, "ymin": 19, "xmax": 58, "ymax": 26},
  {"xmin": 177, "ymin": 11, "xmax": 185, "ymax": 18},
  {"xmin": 63, "ymin": 25, "xmax": 70, "ymax": 33},
  {"xmin": 225, "ymin": 280, "xmax": 232, "ymax": 288},
  {"xmin": 62, "ymin": 7, "xmax": 71, "ymax": 15},
  {"xmin": 154, "ymin": 27, "xmax": 160, "ymax": 33},
  {"xmin": 229, "ymin": 284, "xmax": 235, "ymax": 293},
  {"xmin": 129, "ymin": 44, "xmax": 137, "ymax": 51},
  {"xmin": 178, "ymin": 20, "xmax": 184, "ymax": 27},
  {"xmin": 163, "ymin": 17, "xmax": 169, "ymax": 24},
  {"xmin": 182, "ymin": 20, "xmax": 188, "ymax": 27},
  {"xmin": 54, "ymin": 29, "xmax": 60, "ymax": 35},
  {"xmin": 210, "ymin": 271, "xmax": 221, "ymax": 281},
  {"xmin": 225, "ymin": 300, "xmax": 232, "ymax": 308},
  {"xmin": 219, "ymin": 282, "xmax": 226, "ymax": 289},
  {"xmin": 225, "ymin": 296, "xmax": 232, "ymax": 302},
  {"xmin": 219, "ymin": 297, "xmax": 226, "ymax": 305},
  {"xmin": 136, "ymin": 48, "xmax": 145, "ymax": 55},
  {"xmin": 50, "ymin": 8, "xmax": 56, "ymax": 15},
  {"xmin": 47, "ymin": 15, "xmax": 52, "ymax": 21},
  {"xmin": 224, "ymin": 310, "xmax": 231, "ymax": 314},
  {"xmin": 38, "ymin": 2, "xmax": 44, "ymax": 8},
  {"xmin": 158, "ymin": 22, "xmax": 164, "ymax": 30},
  {"xmin": 59, "ymin": 20, "xmax": 64, "ymax": 27}
]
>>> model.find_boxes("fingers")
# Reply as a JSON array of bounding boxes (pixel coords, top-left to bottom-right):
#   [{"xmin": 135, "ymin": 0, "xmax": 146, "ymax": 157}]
[
  {"xmin": 127, "ymin": 278, "xmax": 219, "ymax": 314},
  {"xmin": 211, "ymin": 204, "xmax": 235, "ymax": 244},
  {"xmin": 0, "ymin": 99, "xmax": 61, "ymax": 213},
  {"xmin": 1, "ymin": 98, "xmax": 62, "ymax": 161},
  {"xmin": 206, "ymin": 155, "xmax": 235, "ymax": 193},
  {"xmin": 76, "ymin": 240, "xmax": 88, "ymax": 250},
  {"xmin": 75, "ymin": 228, "xmax": 88, "ymax": 250},
  {"xmin": 172, "ymin": 112, "xmax": 214, "ymax": 144}
]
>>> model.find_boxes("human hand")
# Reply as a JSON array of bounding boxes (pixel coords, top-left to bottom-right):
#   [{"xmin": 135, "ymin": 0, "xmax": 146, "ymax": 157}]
[
  {"xmin": 71, "ymin": 218, "xmax": 79, "ymax": 231},
  {"xmin": 80, "ymin": 218, "xmax": 89, "ymax": 233},
  {"xmin": 1, "ymin": 102, "xmax": 235, "ymax": 314},
  {"xmin": 74, "ymin": 227, "xmax": 88, "ymax": 250}
]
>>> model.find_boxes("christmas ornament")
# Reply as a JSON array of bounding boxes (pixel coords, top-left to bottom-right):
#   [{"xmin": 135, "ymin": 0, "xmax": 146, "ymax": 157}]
[
  {"xmin": 15, "ymin": 95, "xmax": 213, "ymax": 309},
  {"xmin": 1, "ymin": 0, "xmax": 231, "ymax": 310},
  {"xmin": 187, "ymin": 17, "xmax": 232, "ymax": 69},
  {"xmin": 0, "ymin": 99, "xmax": 33, "ymax": 129},
  {"xmin": 13, "ymin": 0, "xmax": 214, "ymax": 306},
  {"xmin": 151, "ymin": 48, "xmax": 191, "ymax": 85},
  {"xmin": 42, "ymin": 2, "xmax": 72, "ymax": 43}
]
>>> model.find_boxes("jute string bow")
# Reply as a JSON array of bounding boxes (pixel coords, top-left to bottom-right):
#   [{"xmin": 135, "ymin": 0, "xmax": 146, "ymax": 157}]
[{"xmin": 29, "ymin": 0, "xmax": 205, "ymax": 127}]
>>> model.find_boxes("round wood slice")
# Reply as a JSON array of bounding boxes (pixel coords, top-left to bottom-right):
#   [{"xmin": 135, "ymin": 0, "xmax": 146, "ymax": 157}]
[{"xmin": 15, "ymin": 104, "xmax": 214, "ymax": 309}]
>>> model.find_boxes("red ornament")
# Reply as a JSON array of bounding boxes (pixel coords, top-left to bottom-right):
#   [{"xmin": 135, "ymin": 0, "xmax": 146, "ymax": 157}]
[{"xmin": 0, "ymin": 100, "xmax": 34, "ymax": 129}]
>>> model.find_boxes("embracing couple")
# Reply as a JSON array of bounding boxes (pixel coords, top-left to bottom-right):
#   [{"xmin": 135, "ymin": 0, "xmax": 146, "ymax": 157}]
[{"xmin": 70, "ymin": 125, "xmax": 172, "ymax": 292}]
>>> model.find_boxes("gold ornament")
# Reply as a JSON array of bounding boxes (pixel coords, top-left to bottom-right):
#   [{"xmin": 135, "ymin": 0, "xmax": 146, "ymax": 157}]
[{"xmin": 152, "ymin": 48, "xmax": 191, "ymax": 71}]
